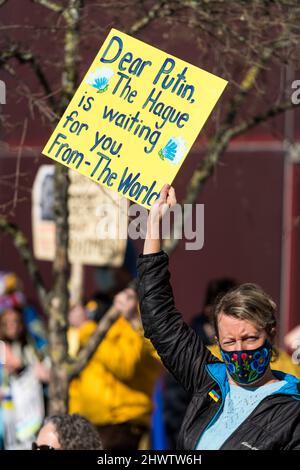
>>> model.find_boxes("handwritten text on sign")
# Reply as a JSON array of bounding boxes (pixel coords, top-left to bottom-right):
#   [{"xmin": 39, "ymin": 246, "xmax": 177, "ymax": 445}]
[{"xmin": 43, "ymin": 29, "xmax": 228, "ymax": 208}]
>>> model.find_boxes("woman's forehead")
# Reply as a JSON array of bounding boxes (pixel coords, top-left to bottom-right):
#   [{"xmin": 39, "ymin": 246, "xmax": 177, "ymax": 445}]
[{"xmin": 218, "ymin": 312, "xmax": 261, "ymax": 335}]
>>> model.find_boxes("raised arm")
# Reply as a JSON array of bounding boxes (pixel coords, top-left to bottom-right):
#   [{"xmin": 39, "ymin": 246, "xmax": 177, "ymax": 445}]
[{"xmin": 137, "ymin": 185, "xmax": 217, "ymax": 394}]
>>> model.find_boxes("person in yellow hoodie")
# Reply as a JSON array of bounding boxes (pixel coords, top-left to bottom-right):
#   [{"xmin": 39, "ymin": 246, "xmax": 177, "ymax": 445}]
[{"xmin": 69, "ymin": 283, "xmax": 161, "ymax": 450}]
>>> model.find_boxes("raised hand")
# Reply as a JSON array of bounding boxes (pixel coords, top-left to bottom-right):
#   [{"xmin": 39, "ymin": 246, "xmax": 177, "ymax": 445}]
[{"xmin": 143, "ymin": 184, "xmax": 177, "ymax": 255}]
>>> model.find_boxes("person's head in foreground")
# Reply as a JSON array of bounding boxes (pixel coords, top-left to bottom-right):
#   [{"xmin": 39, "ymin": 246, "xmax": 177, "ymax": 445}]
[
  {"xmin": 32, "ymin": 414, "xmax": 102, "ymax": 450},
  {"xmin": 213, "ymin": 282, "xmax": 277, "ymax": 386}
]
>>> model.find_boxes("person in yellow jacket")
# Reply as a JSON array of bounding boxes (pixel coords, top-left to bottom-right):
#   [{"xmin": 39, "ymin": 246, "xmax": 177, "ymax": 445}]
[{"xmin": 69, "ymin": 284, "xmax": 162, "ymax": 450}]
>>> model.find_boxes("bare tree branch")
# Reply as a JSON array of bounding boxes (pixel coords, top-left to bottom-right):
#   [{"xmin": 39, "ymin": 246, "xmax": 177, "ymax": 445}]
[
  {"xmin": 161, "ymin": 24, "xmax": 298, "ymax": 256},
  {"xmin": 0, "ymin": 45, "xmax": 57, "ymax": 113},
  {"xmin": 12, "ymin": 119, "xmax": 28, "ymax": 212},
  {"xmin": 0, "ymin": 216, "xmax": 49, "ymax": 313},
  {"xmin": 0, "ymin": 198, "xmax": 29, "ymax": 212},
  {"xmin": 0, "ymin": 24, "xmax": 67, "ymax": 31},
  {"xmin": 47, "ymin": 0, "xmax": 84, "ymax": 415},
  {"xmin": 16, "ymin": 84, "xmax": 59, "ymax": 123},
  {"xmin": 222, "ymin": 49, "xmax": 273, "ymax": 128},
  {"xmin": 163, "ymin": 98, "xmax": 300, "ymax": 255},
  {"xmin": 227, "ymin": 99, "xmax": 300, "ymax": 140},
  {"xmin": 31, "ymin": 0, "xmax": 63, "ymax": 13},
  {"xmin": 128, "ymin": 0, "xmax": 172, "ymax": 34}
]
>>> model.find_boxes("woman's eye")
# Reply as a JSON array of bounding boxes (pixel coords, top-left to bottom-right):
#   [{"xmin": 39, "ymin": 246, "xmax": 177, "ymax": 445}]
[{"xmin": 247, "ymin": 337, "xmax": 258, "ymax": 341}]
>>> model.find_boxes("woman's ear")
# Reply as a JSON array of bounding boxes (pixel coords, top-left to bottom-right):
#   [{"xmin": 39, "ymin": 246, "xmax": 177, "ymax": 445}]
[{"xmin": 269, "ymin": 327, "xmax": 276, "ymax": 342}]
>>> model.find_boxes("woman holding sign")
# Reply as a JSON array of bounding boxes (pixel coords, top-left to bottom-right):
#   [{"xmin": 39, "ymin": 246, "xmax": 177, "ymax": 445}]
[{"xmin": 137, "ymin": 185, "xmax": 300, "ymax": 450}]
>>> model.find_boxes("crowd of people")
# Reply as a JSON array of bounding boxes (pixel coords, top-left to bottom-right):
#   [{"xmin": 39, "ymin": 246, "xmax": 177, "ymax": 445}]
[
  {"xmin": 1, "ymin": 186, "xmax": 300, "ymax": 450},
  {"xmin": 0, "ymin": 271, "xmax": 162, "ymax": 450}
]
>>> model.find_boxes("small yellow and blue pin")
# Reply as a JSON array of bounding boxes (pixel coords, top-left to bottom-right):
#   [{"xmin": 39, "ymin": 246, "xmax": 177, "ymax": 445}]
[{"xmin": 208, "ymin": 389, "xmax": 220, "ymax": 402}]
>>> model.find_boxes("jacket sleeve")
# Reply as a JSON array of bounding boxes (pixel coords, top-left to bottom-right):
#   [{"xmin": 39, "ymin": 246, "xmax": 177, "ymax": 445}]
[{"xmin": 137, "ymin": 250, "xmax": 217, "ymax": 394}]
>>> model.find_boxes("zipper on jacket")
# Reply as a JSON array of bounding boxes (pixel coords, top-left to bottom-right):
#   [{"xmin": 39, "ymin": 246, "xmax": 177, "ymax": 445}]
[{"xmin": 194, "ymin": 365, "xmax": 226, "ymax": 450}]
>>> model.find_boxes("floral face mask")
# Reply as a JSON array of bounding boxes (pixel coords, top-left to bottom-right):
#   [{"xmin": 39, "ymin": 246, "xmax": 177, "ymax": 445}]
[{"xmin": 220, "ymin": 339, "xmax": 272, "ymax": 385}]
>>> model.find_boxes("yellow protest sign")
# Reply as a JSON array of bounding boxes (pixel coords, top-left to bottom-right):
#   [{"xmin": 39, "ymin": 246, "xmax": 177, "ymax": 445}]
[{"xmin": 42, "ymin": 29, "xmax": 228, "ymax": 209}]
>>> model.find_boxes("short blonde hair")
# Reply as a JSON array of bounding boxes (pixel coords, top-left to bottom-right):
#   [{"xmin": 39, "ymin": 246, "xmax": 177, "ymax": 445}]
[{"xmin": 213, "ymin": 283, "xmax": 277, "ymax": 341}]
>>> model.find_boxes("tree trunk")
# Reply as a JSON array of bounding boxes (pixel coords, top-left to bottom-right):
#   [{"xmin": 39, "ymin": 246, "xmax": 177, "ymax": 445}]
[{"xmin": 48, "ymin": 0, "xmax": 82, "ymax": 415}]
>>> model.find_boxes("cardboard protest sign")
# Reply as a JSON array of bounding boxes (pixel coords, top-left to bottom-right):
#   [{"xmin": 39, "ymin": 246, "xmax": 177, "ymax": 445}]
[
  {"xmin": 42, "ymin": 29, "xmax": 228, "ymax": 209},
  {"xmin": 32, "ymin": 165, "xmax": 128, "ymax": 266}
]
